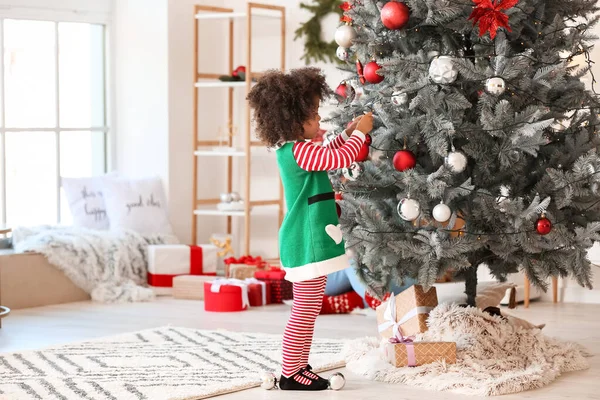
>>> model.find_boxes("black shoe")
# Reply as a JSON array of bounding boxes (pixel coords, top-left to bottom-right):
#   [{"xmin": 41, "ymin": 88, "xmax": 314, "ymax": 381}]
[
  {"xmin": 304, "ymin": 364, "xmax": 328, "ymax": 384},
  {"xmin": 279, "ymin": 370, "xmax": 329, "ymax": 391}
]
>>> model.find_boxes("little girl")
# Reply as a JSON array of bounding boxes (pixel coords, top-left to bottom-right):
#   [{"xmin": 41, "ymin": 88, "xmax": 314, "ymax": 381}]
[{"xmin": 247, "ymin": 67, "xmax": 373, "ymax": 391}]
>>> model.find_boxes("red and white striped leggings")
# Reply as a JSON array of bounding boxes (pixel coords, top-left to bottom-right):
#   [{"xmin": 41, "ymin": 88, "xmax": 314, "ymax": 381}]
[{"xmin": 281, "ymin": 276, "xmax": 327, "ymax": 377}]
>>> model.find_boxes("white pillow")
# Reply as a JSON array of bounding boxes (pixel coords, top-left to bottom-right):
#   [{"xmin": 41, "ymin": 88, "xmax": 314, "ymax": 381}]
[
  {"xmin": 62, "ymin": 174, "xmax": 116, "ymax": 230},
  {"xmin": 102, "ymin": 177, "xmax": 172, "ymax": 235}
]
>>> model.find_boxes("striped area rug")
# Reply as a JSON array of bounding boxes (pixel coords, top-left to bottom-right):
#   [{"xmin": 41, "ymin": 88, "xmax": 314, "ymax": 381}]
[{"xmin": 0, "ymin": 327, "xmax": 346, "ymax": 400}]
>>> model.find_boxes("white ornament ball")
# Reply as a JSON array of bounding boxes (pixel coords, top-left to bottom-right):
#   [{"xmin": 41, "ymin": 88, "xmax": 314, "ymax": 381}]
[
  {"xmin": 485, "ymin": 77, "xmax": 506, "ymax": 95},
  {"xmin": 445, "ymin": 151, "xmax": 468, "ymax": 173},
  {"xmin": 329, "ymin": 372, "xmax": 346, "ymax": 391},
  {"xmin": 342, "ymin": 162, "xmax": 363, "ymax": 181},
  {"xmin": 260, "ymin": 372, "xmax": 277, "ymax": 390},
  {"xmin": 220, "ymin": 192, "xmax": 232, "ymax": 203},
  {"xmin": 336, "ymin": 46, "xmax": 350, "ymax": 61},
  {"xmin": 429, "ymin": 56, "xmax": 458, "ymax": 84},
  {"xmin": 398, "ymin": 198, "xmax": 421, "ymax": 221},
  {"xmin": 432, "ymin": 202, "xmax": 451, "ymax": 222},
  {"xmin": 391, "ymin": 91, "xmax": 408, "ymax": 106},
  {"xmin": 335, "ymin": 24, "xmax": 356, "ymax": 48}
]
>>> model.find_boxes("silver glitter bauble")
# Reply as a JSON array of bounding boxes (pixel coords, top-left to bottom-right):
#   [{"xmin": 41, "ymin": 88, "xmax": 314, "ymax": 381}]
[
  {"xmin": 336, "ymin": 46, "xmax": 350, "ymax": 61},
  {"xmin": 230, "ymin": 192, "xmax": 241, "ymax": 202},
  {"xmin": 260, "ymin": 372, "xmax": 277, "ymax": 390},
  {"xmin": 485, "ymin": 76, "xmax": 506, "ymax": 95},
  {"xmin": 391, "ymin": 91, "xmax": 408, "ymax": 106},
  {"xmin": 328, "ymin": 372, "xmax": 346, "ymax": 390},
  {"xmin": 342, "ymin": 162, "xmax": 363, "ymax": 181}
]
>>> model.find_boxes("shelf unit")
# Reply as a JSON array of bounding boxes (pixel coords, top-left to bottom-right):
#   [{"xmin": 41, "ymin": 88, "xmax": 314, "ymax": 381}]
[{"xmin": 192, "ymin": 3, "xmax": 286, "ymax": 254}]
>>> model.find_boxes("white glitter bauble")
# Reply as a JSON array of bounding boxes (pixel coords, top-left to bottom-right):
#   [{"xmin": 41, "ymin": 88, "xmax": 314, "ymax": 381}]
[
  {"xmin": 429, "ymin": 56, "xmax": 458, "ymax": 84},
  {"xmin": 391, "ymin": 91, "xmax": 408, "ymax": 106},
  {"xmin": 445, "ymin": 151, "xmax": 467, "ymax": 173},
  {"xmin": 329, "ymin": 372, "xmax": 346, "ymax": 390},
  {"xmin": 342, "ymin": 162, "xmax": 363, "ymax": 181},
  {"xmin": 432, "ymin": 202, "xmax": 451, "ymax": 222},
  {"xmin": 397, "ymin": 198, "xmax": 421, "ymax": 221},
  {"xmin": 260, "ymin": 372, "xmax": 277, "ymax": 390},
  {"xmin": 336, "ymin": 46, "xmax": 350, "ymax": 61},
  {"xmin": 485, "ymin": 77, "xmax": 506, "ymax": 95},
  {"xmin": 334, "ymin": 24, "xmax": 356, "ymax": 48}
]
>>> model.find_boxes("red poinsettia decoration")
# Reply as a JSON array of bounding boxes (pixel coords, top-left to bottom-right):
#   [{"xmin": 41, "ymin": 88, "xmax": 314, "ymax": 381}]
[
  {"xmin": 468, "ymin": 0, "xmax": 518, "ymax": 39},
  {"xmin": 340, "ymin": 15, "xmax": 353, "ymax": 23},
  {"xmin": 340, "ymin": 2, "xmax": 353, "ymax": 11}
]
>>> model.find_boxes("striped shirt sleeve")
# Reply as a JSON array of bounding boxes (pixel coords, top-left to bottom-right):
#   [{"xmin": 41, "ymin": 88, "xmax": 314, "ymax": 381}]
[
  {"xmin": 293, "ymin": 130, "xmax": 366, "ymax": 171},
  {"xmin": 325, "ymin": 130, "xmax": 350, "ymax": 150}
]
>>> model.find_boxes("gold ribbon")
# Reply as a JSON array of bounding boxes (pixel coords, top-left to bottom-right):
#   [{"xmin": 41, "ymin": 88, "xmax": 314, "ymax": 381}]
[{"xmin": 211, "ymin": 237, "xmax": 234, "ymax": 258}]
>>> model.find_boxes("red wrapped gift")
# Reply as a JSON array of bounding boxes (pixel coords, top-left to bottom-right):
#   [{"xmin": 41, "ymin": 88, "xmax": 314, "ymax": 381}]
[
  {"xmin": 245, "ymin": 278, "xmax": 271, "ymax": 306},
  {"xmin": 255, "ymin": 266, "xmax": 293, "ymax": 304},
  {"xmin": 148, "ymin": 244, "xmax": 217, "ymax": 295},
  {"xmin": 204, "ymin": 279, "xmax": 249, "ymax": 312}
]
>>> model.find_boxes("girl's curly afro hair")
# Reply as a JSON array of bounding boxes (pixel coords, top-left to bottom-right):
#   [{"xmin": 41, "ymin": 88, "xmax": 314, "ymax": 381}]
[{"xmin": 246, "ymin": 67, "xmax": 332, "ymax": 147}]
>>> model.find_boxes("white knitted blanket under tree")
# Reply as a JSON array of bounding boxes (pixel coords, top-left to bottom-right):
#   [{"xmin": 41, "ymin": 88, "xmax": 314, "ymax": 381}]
[
  {"xmin": 344, "ymin": 303, "xmax": 590, "ymax": 396},
  {"xmin": 12, "ymin": 226, "xmax": 178, "ymax": 303}
]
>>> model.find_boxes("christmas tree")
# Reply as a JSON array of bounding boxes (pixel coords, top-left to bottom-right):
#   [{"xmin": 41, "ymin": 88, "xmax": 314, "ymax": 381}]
[{"xmin": 328, "ymin": 0, "xmax": 600, "ymax": 306}]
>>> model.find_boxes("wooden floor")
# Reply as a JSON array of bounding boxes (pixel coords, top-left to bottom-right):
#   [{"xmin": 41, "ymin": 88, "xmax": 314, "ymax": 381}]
[{"xmin": 0, "ymin": 298, "xmax": 598, "ymax": 399}]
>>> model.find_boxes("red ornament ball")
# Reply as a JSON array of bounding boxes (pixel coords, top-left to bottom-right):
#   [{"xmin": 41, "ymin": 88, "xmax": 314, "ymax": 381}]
[
  {"xmin": 336, "ymin": 203, "xmax": 342, "ymax": 218},
  {"xmin": 232, "ymin": 65, "xmax": 246, "ymax": 77},
  {"xmin": 335, "ymin": 82, "xmax": 355, "ymax": 101},
  {"xmin": 536, "ymin": 216, "xmax": 552, "ymax": 235},
  {"xmin": 356, "ymin": 143, "xmax": 370, "ymax": 162},
  {"xmin": 393, "ymin": 149, "xmax": 416, "ymax": 171},
  {"xmin": 381, "ymin": 1, "xmax": 410, "ymax": 30},
  {"xmin": 365, "ymin": 133, "xmax": 372, "ymax": 146},
  {"xmin": 364, "ymin": 61, "xmax": 384, "ymax": 84},
  {"xmin": 335, "ymin": 192, "xmax": 343, "ymax": 201}
]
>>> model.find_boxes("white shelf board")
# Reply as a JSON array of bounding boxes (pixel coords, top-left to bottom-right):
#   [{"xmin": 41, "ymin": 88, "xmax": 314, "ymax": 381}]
[
  {"xmin": 195, "ymin": 148, "xmax": 245, "ymax": 157},
  {"xmin": 195, "ymin": 11, "xmax": 281, "ymax": 20},
  {"xmin": 194, "ymin": 209, "xmax": 248, "ymax": 217},
  {"xmin": 195, "ymin": 80, "xmax": 246, "ymax": 88}
]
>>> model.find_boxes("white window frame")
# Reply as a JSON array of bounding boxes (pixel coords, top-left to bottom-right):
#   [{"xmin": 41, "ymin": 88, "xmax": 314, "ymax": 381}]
[{"xmin": 0, "ymin": 3, "xmax": 114, "ymax": 225}]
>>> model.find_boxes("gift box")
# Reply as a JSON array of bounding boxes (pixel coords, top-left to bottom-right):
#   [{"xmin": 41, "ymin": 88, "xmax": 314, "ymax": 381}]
[
  {"xmin": 210, "ymin": 234, "xmax": 235, "ymax": 276},
  {"xmin": 224, "ymin": 255, "xmax": 267, "ymax": 279},
  {"xmin": 376, "ymin": 285, "xmax": 438, "ymax": 339},
  {"xmin": 172, "ymin": 275, "xmax": 216, "ymax": 300},
  {"xmin": 255, "ymin": 267, "xmax": 293, "ymax": 303},
  {"xmin": 386, "ymin": 340, "xmax": 456, "ymax": 367},
  {"xmin": 245, "ymin": 278, "xmax": 271, "ymax": 306},
  {"xmin": 204, "ymin": 279, "xmax": 249, "ymax": 312},
  {"xmin": 148, "ymin": 244, "xmax": 218, "ymax": 295}
]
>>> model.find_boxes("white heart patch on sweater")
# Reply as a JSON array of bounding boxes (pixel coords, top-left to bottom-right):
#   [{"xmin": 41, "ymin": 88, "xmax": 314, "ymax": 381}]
[{"xmin": 325, "ymin": 224, "xmax": 343, "ymax": 245}]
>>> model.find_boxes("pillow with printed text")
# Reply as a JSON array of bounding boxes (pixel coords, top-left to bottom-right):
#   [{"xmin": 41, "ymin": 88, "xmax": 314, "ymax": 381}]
[
  {"xmin": 102, "ymin": 177, "xmax": 172, "ymax": 235},
  {"xmin": 62, "ymin": 174, "xmax": 116, "ymax": 230}
]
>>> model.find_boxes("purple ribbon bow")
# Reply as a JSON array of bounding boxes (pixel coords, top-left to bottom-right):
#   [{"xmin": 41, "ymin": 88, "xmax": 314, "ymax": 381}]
[{"xmin": 389, "ymin": 332, "xmax": 417, "ymax": 367}]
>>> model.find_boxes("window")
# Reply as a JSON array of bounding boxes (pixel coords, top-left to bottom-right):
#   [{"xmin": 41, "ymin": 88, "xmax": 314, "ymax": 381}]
[{"xmin": 1, "ymin": 18, "xmax": 108, "ymax": 226}]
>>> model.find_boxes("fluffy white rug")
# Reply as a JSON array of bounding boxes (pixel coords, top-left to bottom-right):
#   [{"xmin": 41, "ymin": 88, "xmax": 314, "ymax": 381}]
[
  {"xmin": 344, "ymin": 303, "xmax": 590, "ymax": 396},
  {"xmin": 0, "ymin": 327, "xmax": 345, "ymax": 400},
  {"xmin": 12, "ymin": 225, "xmax": 177, "ymax": 303}
]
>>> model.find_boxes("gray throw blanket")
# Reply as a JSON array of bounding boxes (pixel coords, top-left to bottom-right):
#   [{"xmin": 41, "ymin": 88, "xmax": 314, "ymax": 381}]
[{"xmin": 12, "ymin": 225, "xmax": 178, "ymax": 303}]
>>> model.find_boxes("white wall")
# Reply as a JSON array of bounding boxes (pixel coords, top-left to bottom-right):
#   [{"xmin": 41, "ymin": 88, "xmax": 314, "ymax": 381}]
[{"xmin": 114, "ymin": 0, "xmax": 169, "ymax": 192}]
